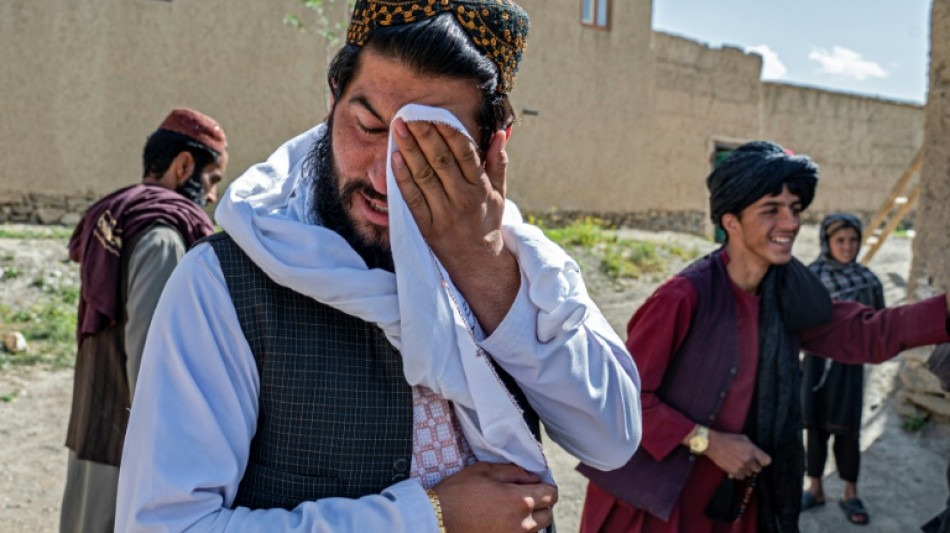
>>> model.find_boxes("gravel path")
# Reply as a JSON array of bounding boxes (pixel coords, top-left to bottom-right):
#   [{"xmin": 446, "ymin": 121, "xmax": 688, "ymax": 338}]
[{"xmin": 0, "ymin": 225, "xmax": 945, "ymax": 532}]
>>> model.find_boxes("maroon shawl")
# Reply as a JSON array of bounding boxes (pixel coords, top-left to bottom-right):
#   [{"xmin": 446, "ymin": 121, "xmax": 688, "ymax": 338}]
[{"xmin": 69, "ymin": 183, "xmax": 214, "ymax": 341}]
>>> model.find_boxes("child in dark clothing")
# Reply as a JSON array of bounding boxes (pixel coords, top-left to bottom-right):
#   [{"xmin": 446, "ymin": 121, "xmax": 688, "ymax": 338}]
[{"xmin": 801, "ymin": 213, "xmax": 884, "ymax": 525}]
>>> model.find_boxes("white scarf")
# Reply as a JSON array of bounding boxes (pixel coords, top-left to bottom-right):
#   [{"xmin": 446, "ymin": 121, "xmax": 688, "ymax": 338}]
[{"xmin": 216, "ymin": 105, "xmax": 591, "ymax": 483}]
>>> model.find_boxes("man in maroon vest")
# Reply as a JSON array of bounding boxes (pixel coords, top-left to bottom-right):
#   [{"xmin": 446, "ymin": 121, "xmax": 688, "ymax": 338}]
[
  {"xmin": 61, "ymin": 108, "xmax": 226, "ymax": 533},
  {"xmin": 579, "ymin": 141, "xmax": 950, "ymax": 533}
]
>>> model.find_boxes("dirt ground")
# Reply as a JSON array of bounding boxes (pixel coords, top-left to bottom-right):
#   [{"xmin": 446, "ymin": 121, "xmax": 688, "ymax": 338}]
[{"xmin": 0, "ymin": 224, "xmax": 947, "ymax": 532}]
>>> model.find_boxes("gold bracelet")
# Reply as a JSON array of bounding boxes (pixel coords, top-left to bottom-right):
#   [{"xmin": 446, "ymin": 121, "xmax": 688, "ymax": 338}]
[{"xmin": 425, "ymin": 489, "xmax": 446, "ymax": 533}]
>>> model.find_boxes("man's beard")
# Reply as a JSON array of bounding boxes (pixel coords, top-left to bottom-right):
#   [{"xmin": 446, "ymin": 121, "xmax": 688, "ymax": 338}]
[
  {"xmin": 308, "ymin": 124, "xmax": 395, "ymax": 272},
  {"xmin": 176, "ymin": 169, "xmax": 206, "ymax": 207}
]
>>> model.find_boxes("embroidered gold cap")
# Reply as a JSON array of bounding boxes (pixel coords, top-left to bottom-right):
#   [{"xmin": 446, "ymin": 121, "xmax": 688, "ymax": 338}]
[{"xmin": 346, "ymin": 0, "xmax": 529, "ymax": 94}]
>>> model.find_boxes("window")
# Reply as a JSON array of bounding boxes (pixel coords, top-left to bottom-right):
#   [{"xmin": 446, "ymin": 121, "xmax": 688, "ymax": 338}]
[{"xmin": 581, "ymin": 0, "xmax": 610, "ymax": 29}]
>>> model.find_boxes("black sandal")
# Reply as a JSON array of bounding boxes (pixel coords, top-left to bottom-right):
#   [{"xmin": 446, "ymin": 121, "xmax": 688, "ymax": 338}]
[
  {"xmin": 801, "ymin": 491, "xmax": 825, "ymax": 511},
  {"xmin": 839, "ymin": 497, "xmax": 870, "ymax": 525}
]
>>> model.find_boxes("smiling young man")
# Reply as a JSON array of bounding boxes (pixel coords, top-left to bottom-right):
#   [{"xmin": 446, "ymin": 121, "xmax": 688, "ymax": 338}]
[
  {"xmin": 577, "ymin": 141, "xmax": 950, "ymax": 533},
  {"xmin": 115, "ymin": 2, "xmax": 641, "ymax": 532}
]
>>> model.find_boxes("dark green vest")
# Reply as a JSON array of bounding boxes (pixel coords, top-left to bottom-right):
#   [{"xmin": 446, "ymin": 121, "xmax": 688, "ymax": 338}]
[{"xmin": 207, "ymin": 233, "xmax": 414, "ymax": 510}]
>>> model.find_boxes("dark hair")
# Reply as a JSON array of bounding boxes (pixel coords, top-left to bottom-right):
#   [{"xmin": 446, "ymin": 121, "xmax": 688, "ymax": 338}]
[
  {"xmin": 707, "ymin": 141, "xmax": 818, "ymax": 226},
  {"xmin": 142, "ymin": 129, "xmax": 220, "ymax": 179},
  {"xmin": 326, "ymin": 14, "xmax": 515, "ymax": 152},
  {"xmin": 731, "ymin": 175, "xmax": 815, "ymax": 221}
]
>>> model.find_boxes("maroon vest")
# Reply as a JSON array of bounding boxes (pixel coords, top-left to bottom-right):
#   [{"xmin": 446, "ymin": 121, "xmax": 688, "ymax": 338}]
[{"xmin": 577, "ymin": 252, "xmax": 742, "ymax": 520}]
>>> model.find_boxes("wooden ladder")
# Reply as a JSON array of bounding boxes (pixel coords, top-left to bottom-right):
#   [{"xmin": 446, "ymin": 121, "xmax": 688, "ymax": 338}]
[{"xmin": 860, "ymin": 147, "xmax": 922, "ymax": 265}]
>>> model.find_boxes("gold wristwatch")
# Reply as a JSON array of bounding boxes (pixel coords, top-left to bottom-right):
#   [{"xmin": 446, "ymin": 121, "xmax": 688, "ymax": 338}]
[{"xmin": 688, "ymin": 425, "xmax": 710, "ymax": 455}]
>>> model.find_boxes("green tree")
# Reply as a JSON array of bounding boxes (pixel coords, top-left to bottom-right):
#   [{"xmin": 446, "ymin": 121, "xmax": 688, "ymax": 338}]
[{"xmin": 284, "ymin": 0, "xmax": 356, "ymax": 49}]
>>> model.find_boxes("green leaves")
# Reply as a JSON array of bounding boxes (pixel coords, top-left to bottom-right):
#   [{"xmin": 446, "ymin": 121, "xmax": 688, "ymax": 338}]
[
  {"xmin": 283, "ymin": 0, "xmax": 356, "ymax": 48},
  {"xmin": 283, "ymin": 14, "xmax": 305, "ymax": 30}
]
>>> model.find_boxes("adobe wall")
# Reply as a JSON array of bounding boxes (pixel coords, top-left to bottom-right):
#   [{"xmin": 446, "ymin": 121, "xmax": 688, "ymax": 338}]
[
  {"xmin": 641, "ymin": 34, "xmax": 923, "ymax": 230},
  {"xmin": 0, "ymin": 0, "xmax": 330, "ymax": 223},
  {"xmin": 761, "ymin": 83, "xmax": 923, "ymax": 220},
  {"xmin": 506, "ymin": 0, "xmax": 657, "ymax": 215},
  {"xmin": 640, "ymin": 32, "xmax": 764, "ymax": 232},
  {"xmin": 0, "ymin": 0, "xmax": 929, "ymax": 236},
  {"xmin": 910, "ymin": 0, "xmax": 950, "ymax": 300},
  {"xmin": 510, "ymin": 27, "xmax": 924, "ymax": 235}
]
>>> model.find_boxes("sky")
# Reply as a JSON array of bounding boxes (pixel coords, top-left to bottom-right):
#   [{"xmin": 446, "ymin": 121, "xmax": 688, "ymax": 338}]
[{"xmin": 652, "ymin": 0, "xmax": 932, "ymax": 105}]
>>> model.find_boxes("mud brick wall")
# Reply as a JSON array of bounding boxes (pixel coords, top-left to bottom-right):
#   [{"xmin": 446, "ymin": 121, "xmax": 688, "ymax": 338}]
[{"xmin": 0, "ymin": 191, "xmax": 97, "ymax": 225}]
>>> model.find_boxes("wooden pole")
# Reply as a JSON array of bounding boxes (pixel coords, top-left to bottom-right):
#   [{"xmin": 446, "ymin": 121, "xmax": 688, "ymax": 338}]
[
  {"xmin": 864, "ymin": 147, "xmax": 923, "ymax": 243},
  {"xmin": 861, "ymin": 186, "xmax": 920, "ymax": 265}
]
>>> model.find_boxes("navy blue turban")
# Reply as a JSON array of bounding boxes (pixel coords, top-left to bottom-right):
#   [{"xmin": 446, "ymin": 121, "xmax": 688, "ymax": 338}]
[{"xmin": 707, "ymin": 141, "xmax": 819, "ymax": 226}]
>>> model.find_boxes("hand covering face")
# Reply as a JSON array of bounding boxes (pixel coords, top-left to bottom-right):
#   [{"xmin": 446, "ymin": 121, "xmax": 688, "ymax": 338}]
[{"xmin": 214, "ymin": 105, "xmax": 616, "ymax": 484}]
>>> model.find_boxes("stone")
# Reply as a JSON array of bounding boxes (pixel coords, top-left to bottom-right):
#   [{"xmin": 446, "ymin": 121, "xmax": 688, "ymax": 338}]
[
  {"xmin": 0, "ymin": 192, "xmax": 26, "ymax": 205},
  {"xmin": 903, "ymin": 390, "xmax": 950, "ymax": 419},
  {"xmin": 28, "ymin": 193, "xmax": 66, "ymax": 208},
  {"xmin": 66, "ymin": 197, "xmax": 94, "ymax": 212},
  {"xmin": 35, "ymin": 208, "xmax": 66, "ymax": 225},
  {"xmin": 3, "ymin": 332, "xmax": 28, "ymax": 353},
  {"xmin": 904, "ymin": 347, "xmax": 932, "ymax": 365},
  {"xmin": 60, "ymin": 212, "xmax": 82, "ymax": 226},
  {"xmin": 900, "ymin": 360, "xmax": 946, "ymax": 395},
  {"xmin": 896, "ymin": 396, "xmax": 926, "ymax": 419}
]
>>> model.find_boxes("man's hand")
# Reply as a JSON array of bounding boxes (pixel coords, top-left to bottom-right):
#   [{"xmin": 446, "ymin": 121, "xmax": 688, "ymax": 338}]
[
  {"xmin": 391, "ymin": 119, "xmax": 519, "ymax": 333},
  {"xmin": 432, "ymin": 462, "xmax": 557, "ymax": 533},
  {"xmin": 703, "ymin": 430, "xmax": 771, "ymax": 480}
]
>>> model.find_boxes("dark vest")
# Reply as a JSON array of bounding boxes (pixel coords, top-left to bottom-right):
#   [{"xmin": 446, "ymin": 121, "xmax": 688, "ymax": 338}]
[
  {"xmin": 65, "ymin": 226, "xmax": 154, "ymax": 466},
  {"xmin": 578, "ymin": 251, "xmax": 744, "ymax": 520},
  {"xmin": 208, "ymin": 233, "xmax": 546, "ymax": 511},
  {"xmin": 207, "ymin": 233, "xmax": 414, "ymax": 509}
]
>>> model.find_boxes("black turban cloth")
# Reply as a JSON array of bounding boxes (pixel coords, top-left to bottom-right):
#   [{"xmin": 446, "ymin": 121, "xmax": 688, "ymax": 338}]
[{"xmin": 707, "ymin": 141, "xmax": 819, "ymax": 226}]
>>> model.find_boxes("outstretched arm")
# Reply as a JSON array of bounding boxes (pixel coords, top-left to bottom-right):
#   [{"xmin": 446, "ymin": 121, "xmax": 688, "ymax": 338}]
[{"xmin": 800, "ymin": 294, "xmax": 950, "ymax": 364}]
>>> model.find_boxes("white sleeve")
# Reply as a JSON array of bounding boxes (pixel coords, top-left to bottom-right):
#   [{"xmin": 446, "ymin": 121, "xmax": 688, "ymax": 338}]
[
  {"xmin": 124, "ymin": 225, "xmax": 187, "ymax": 398},
  {"xmin": 115, "ymin": 243, "xmax": 439, "ymax": 533},
  {"xmin": 479, "ymin": 239, "xmax": 642, "ymax": 472}
]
